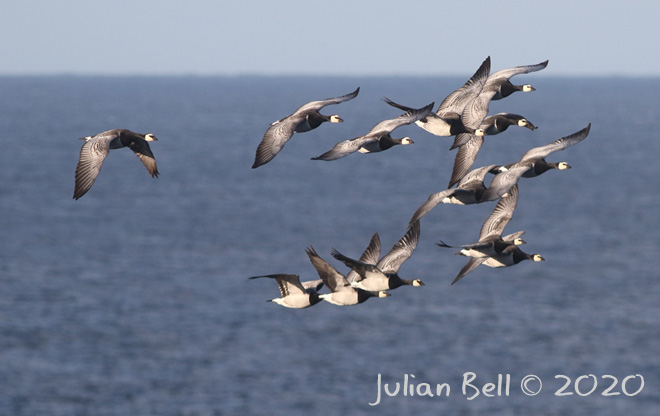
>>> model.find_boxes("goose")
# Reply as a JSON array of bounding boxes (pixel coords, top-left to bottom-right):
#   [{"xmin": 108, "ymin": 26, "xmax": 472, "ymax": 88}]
[
  {"xmin": 248, "ymin": 274, "xmax": 323, "ymax": 309},
  {"xmin": 305, "ymin": 247, "xmax": 389, "ymax": 306},
  {"xmin": 311, "ymin": 102, "xmax": 433, "ymax": 161},
  {"xmin": 448, "ymin": 113, "xmax": 537, "ymax": 187},
  {"xmin": 73, "ymin": 129, "xmax": 158, "ymax": 200},
  {"xmin": 486, "ymin": 60, "xmax": 549, "ymax": 100},
  {"xmin": 382, "ymin": 56, "xmax": 491, "ymax": 137},
  {"xmin": 493, "ymin": 123, "xmax": 591, "ymax": 178},
  {"xmin": 408, "ymin": 164, "xmax": 528, "ymax": 225},
  {"xmin": 451, "ymin": 244, "xmax": 545, "ymax": 285},
  {"xmin": 451, "ymin": 113, "xmax": 537, "ymax": 149},
  {"xmin": 459, "ymin": 60, "xmax": 549, "ymax": 139},
  {"xmin": 437, "ymin": 184, "xmax": 526, "ymax": 258},
  {"xmin": 332, "ymin": 221, "xmax": 424, "ymax": 292},
  {"xmin": 252, "ymin": 87, "xmax": 359, "ymax": 168}
]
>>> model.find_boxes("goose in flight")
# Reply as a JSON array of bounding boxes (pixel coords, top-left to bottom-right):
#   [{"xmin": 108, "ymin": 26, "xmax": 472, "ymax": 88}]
[
  {"xmin": 437, "ymin": 184, "xmax": 526, "ymax": 259},
  {"xmin": 493, "ymin": 123, "xmax": 591, "ymax": 178},
  {"xmin": 408, "ymin": 164, "xmax": 528, "ymax": 226},
  {"xmin": 305, "ymin": 247, "xmax": 389, "ymax": 306},
  {"xmin": 458, "ymin": 60, "xmax": 548, "ymax": 146},
  {"xmin": 485, "ymin": 59, "xmax": 549, "ymax": 100},
  {"xmin": 252, "ymin": 87, "xmax": 359, "ymax": 168},
  {"xmin": 382, "ymin": 56, "xmax": 491, "ymax": 137},
  {"xmin": 248, "ymin": 274, "xmax": 323, "ymax": 309},
  {"xmin": 448, "ymin": 113, "xmax": 537, "ymax": 188},
  {"xmin": 73, "ymin": 129, "xmax": 158, "ymax": 200},
  {"xmin": 451, "ymin": 244, "xmax": 544, "ymax": 285},
  {"xmin": 311, "ymin": 102, "xmax": 433, "ymax": 161},
  {"xmin": 332, "ymin": 220, "xmax": 424, "ymax": 292}
]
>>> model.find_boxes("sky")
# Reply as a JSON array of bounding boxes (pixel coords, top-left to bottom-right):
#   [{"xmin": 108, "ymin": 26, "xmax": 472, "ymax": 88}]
[{"xmin": 2, "ymin": 0, "xmax": 659, "ymax": 77}]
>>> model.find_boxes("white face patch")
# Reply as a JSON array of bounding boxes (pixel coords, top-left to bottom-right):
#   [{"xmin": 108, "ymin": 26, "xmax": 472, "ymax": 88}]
[
  {"xmin": 145, "ymin": 133, "xmax": 157, "ymax": 141},
  {"xmin": 475, "ymin": 128, "xmax": 486, "ymax": 136},
  {"xmin": 513, "ymin": 238, "xmax": 526, "ymax": 246},
  {"xmin": 523, "ymin": 84, "xmax": 535, "ymax": 92},
  {"xmin": 558, "ymin": 162, "xmax": 571, "ymax": 170},
  {"xmin": 330, "ymin": 115, "xmax": 343, "ymax": 123},
  {"xmin": 401, "ymin": 137, "xmax": 413, "ymax": 145},
  {"xmin": 518, "ymin": 119, "xmax": 528, "ymax": 127},
  {"xmin": 533, "ymin": 254, "xmax": 545, "ymax": 262}
]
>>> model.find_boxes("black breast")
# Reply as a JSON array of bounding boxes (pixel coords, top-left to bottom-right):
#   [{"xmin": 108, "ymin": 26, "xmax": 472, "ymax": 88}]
[
  {"xmin": 357, "ymin": 289, "xmax": 373, "ymax": 304},
  {"xmin": 306, "ymin": 112, "xmax": 329, "ymax": 130}
]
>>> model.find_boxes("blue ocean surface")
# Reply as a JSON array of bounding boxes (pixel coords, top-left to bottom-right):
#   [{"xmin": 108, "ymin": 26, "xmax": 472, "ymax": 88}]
[{"xmin": 0, "ymin": 75, "xmax": 659, "ymax": 415}]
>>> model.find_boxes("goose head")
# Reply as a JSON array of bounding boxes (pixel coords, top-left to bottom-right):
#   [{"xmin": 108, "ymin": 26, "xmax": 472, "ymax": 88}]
[
  {"xmin": 518, "ymin": 118, "xmax": 537, "ymax": 130},
  {"xmin": 522, "ymin": 84, "xmax": 536, "ymax": 92},
  {"xmin": 144, "ymin": 133, "xmax": 158, "ymax": 141},
  {"xmin": 557, "ymin": 161, "xmax": 571, "ymax": 170},
  {"xmin": 532, "ymin": 254, "xmax": 545, "ymax": 262},
  {"xmin": 513, "ymin": 237, "xmax": 527, "ymax": 246},
  {"xmin": 329, "ymin": 114, "xmax": 343, "ymax": 123}
]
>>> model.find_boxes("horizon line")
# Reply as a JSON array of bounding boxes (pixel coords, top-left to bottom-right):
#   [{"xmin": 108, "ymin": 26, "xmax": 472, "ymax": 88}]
[{"xmin": 1, "ymin": 71, "xmax": 658, "ymax": 79}]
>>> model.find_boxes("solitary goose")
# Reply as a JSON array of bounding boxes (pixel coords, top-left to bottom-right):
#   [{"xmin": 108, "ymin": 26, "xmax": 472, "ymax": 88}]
[
  {"xmin": 451, "ymin": 244, "xmax": 544, "ymax": 285},
  {"xmin": 252, "ymin": 87, "xmax": 359, "ymax": 168},
  {"xmin": 494, "ymin": 123, "xmax": 591, "ymax": 178},
  {"xmin": 448, "ymin": 113, "xmax": 537, "ymax": 187},
  {"xmin": 248, "ymin": 274, "xmax": 323, "ymax": 309},
  {"xmin": 73, "ymin": 129, "xmax": 158, "ymax": 200},
  {"xmin": 383, "ymin": 56, "xmax": 491, "ymax": 137},
  {"xmin": 311, "ymin": 102, "xmax": 433, "ymax": 161},
  {"xmin": 332, "ymin": 221, "xmax": 424, "ymax": 292},
  {"xmin": 437, "ymin": 184, "xmax": 526, "ymax": 258},
  {"xmin": 305, "ymin": 247, "xmax": 389, "ymax": 306}
]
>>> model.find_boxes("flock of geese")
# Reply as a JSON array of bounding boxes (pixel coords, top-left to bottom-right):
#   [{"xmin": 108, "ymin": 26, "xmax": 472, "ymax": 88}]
[{"xmin": 71, "ymin": 56, "xmax": 591, "ymax": 308}]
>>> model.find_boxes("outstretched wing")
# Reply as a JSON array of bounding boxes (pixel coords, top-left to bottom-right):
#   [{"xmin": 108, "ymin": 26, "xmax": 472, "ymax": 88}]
[
  {"xmin": 520, "ymin": 123, "xmax": 591, "ymax": 162},
  {"xmin": 331, "ymin": 248, "xmax": 385, "ymax": 282},
  {"xmin": 252, "ymin": 117, "xmax": 300, "ymax": 168},
  {"xmin": 452, "ymin": 257, "xmax": 487, "ymax": 285},
  {"xmin": 305, "ymin": 246, "xmax": 349, "ymax": 292},
  {"xmin": 480, "ymin": 166, "xmax": 529, "ymax": 202},
  {"xmin": 479, "ymin": 184, "xmax": 519, "ymax": 241},
  {"xmin": 347, "ymin": 233, "xmax": 382, "ymax": 283},
  {"xmin": 248, "ymin": 274, "xmax": 306, "ymax": 296},
  {"xmin": 377, "ymin": 220, "xmax": 420, "ymax": 274},
  {"xmin": 128, "ymin": 139, "xmax": 159, "ymax": 177},
  {"xmin": 487, "ymin": 60, "xmax": 549, "ymax": 83},
  {"xmin": 294, "ymin": 87, "xmax": 360, "ymax": 113},
  {"xmin": 73, "ymin": 135, "xmax": 114, "ymax": 199},
  {"xmin": 409, "ymin": 189, "xmax": 455, "ymax": 225},
  {"xmin": 448, "ymin": 135, "xmax": 484, "ymax": 188},
  {"xmin": 437, "ymin": 56, "xmax": 491, "ymax": 116}
]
